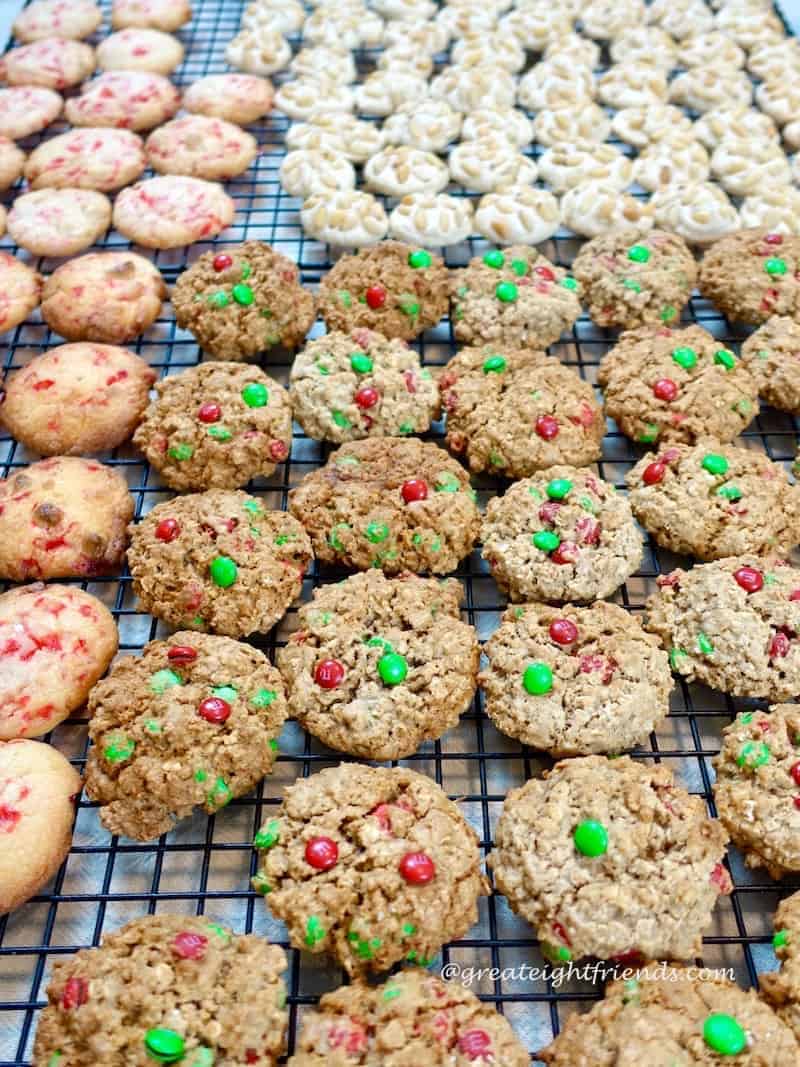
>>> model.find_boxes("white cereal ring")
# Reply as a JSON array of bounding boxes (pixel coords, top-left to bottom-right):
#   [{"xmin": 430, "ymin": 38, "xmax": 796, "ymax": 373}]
[
  {"xmin": 611, "ymin": 106, "xmax": 692, "ymax": 148},
  {"xmin": 474, "ymin": 186, "xmax": 561, "ymax": 245},
  {"xmin": 388, "ymin": 192, "xmax": 474, "ymax": 246},
  {"xmin": 561, "ymin": 181, "xmax": 652, "ymax": 238},
  {"xmin": 364, "ymin": 146, "xmax": 450, "ymax": 197},
  {"xmin": 301, "ymin": 190, "xmax": 389, "ymax": 247},
  {"xmin": 279, "ymin": 149, "xmax": 356, "ymax": 198},
  {"xmin": 649, "ymin": 181, "xmax": 739, "ymax": 246},
  {"xmin": 538, "ymin": 142, "xmax": 633, "ymax": 193}
]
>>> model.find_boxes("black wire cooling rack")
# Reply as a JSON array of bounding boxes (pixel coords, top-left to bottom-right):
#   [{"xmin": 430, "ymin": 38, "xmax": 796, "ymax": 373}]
[{"xmin": 2, "ymin": 0, "xmax": 800, "ymax": 1063}]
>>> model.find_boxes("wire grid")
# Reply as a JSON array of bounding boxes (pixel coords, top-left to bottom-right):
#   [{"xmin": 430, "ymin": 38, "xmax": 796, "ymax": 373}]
[{"xmin": 2, "ymin": 0, "xmax": 800, "ymax": 1063}]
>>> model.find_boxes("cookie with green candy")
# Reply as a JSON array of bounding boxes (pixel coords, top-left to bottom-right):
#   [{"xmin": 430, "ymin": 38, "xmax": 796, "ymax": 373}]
[
  {"xmin": 449, "ymin": 245, "xmax": 581, "ymax": 350},
  {"xmin": 254, "ymin": 762, "xmax": 489, "ymax": 975},
  {"xmin": 540, "ymin": 960, "xmax": 799, "ymax": 1064},
  {"xmin": 290, "ymin": 327, "xmax": 440, "ymax": 444},
  {"xmin": 133, "ymin": 362, "xmax": 292, "ymax": 490},
  {"xmin": 699, "ymin": 228, "xmax": 800, "ymax": 326},
  {"xmin": 489, "ymin": 755, "xmax": 730, "ymax": 965},
  {"xmin": 572, "ymin": 228, "xmax": 697, "ymax": 330},
  {"xmin": 288, "ymin": 436, "xmax": 480, "ymax": 575},
  {"xmin": 440, "ymin": 344, "xmax": 603, "ymax": 477},
  {"xmin": 741, "ymin": 315, "xmax": 800, "ymax": 415},
  {"xmin": 172, "ymin": 239, "xmax": 315, "ymax": 360},
  {"xmin": 127, "ymin": 489, "xmax": 313, "ymax": 638},
  {"xmin": 33, "ymin": 914, "xmax": 288, "ymax": 1066},
  {"xmin": 645, "ymin": 555, "xmax": 800, "ymax": 700},
  {"xmin": 713, "ymin": 705, "xmax": 800, "ymax": 879},
  {"xmin": 762, "ymin": 889, "xmax": 800, "ymax": 1042},
  {"xmin": 84, "ymin": 630, "xmax": 287, "ymax": 840},
  {"xmin": 598, "ymin": 322, "xmax": 759, "ymax": 446},
  {"xmin": 318, "ymin": 240, "xmax": 449, "ymax": 342}
]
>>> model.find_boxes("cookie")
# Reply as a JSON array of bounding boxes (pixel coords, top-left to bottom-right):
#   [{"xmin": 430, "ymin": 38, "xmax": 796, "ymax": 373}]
[
  {"xmin": 288, "ymin": 437, "xmax": 480, "ymax": 576},
  {"xmin": 301, "ymin": 191, "xmax": 389, "ymax": 248},
  {"xmin": 145, "ymin": 115, "xmax": 258, "ymax": 180},
  {"xmin": 64, "ymin": 71, "xmax": 180, "ymax": 131},
  {"xmin": 96, "ymin": 28, "xmax": 184, "ymax": 74},
  {"xmin": 0, "ymin": 38, "xmax": 95, "ymax": 89},
  {"xmin": 694, "ymin": 106, "xmax": 780, "ymax": 151},
  {"xmin": 472, "ymin": 187, "xmax": 558, "ymax": 246},
  {"xmin": 538, "ymin": 143, "xmax": 632, "ymax": 194},
  {"xmin": 6, "ymin": 188, "xmax": 111, "ymax": 256},
  {"xmin": 305, "ymin": 5, "xmax": 383, "ymax": 48},
  {"xmin": 111, "ymin": 0, "xmax": 192, "ymax": 31},
  {"xmin": 713, "ymin": 705, "xmax": 800, "ymax": 878},
  {"xmin": 172, "ymin": 241, "xmax": 314, "ymax": 359},
  {"xmin": 290, "ymin": 328, "xmax": 439, "ymax": 443},
  {"xmin": 0, "ymin": 86, "xmax": 62, "ymax": 139},
  {"xmin": 289, "ymin": 968, "xmax": 529, "ymax": 1066},
  {"xmin": 286, "ymin": 115, "xmax": 384, "ymax": 163},
  {"xmin": 382, "ymin": 98, "xmax": 462, "ymax": 154},
  {"xmin": 460, "ymin": 106, "xmax": 531, "ymax": 148},
  {"xmin": 319, "ymin": 242, "xmax": 448, "ymax": 342},
  {"xmin": 711, "ymin": 137, "xmax": 791, "ymax": 196},
  {"xmin": 279, "ymin": 148, "xmax": 355, "ymax": 199},
  {"xmin": 448, "ymin": 140, "xmax": 538, "ymax": 194},
  {"xmin": 242, "ymin": 0, "xmax": 304, "ymax": 35},
  {"xmin": 650, "ymin": 181, "xmax": 740, "ymax": 246},
  {"xmin": 489, "ymin": 754, "xmax": 730, "ymax": 963},
  {"xmin": 480, "ymin": 601, "xmax": 672, "ymax": 757},
  {"xmin": 517, "ymin": 59, "xmax": 594, "ymax": 111},
  {"xmin": 225, "ymin": 27, "xmax": 291, "ymax": 75},
  {"xmin": 609, "ymin": 25, "xmax": 678, "ymax": 67},
  {"xmin": 440, "ymin": 345, "xmax": 603, "ymax": 477},
  {"xmin": 649, "ymin": 0, "xmax": 714, "ymax": 37},
  {"xmin": 254, "ymin": 763, "xmax": 489, "ymax": 974},
  {"xmin": 582, "ymin": 0, "xmax": 645, "ymax": 39},
  {"xmin": 698, "ymin": 229, "xmax": 800, "ymax": 325},
  {"xmin": 1, "ymin": 342, "xmax": 155, "ymax": 455},
  {"xmin": 274, "ymin": 80, "xmax": 354, "ymax": 121},
  {"xmin": 645, "ymin": 555, "xmax": 800, "ymax": 700},
  {"xmin": 741, "ymin": 315, "xmax": 800, "ymax": 414},
  {"xmin": 481, "ymin": 466, "xmax": 643, "ymax": 604},
  {"xmin": 762, "ymin": 890, "xmax": 800, "ymax": 1042},
  {"xmin": 0, "ymin": 583, "xmax": 116, "ymax": 741},
  {"xmin": 363, "ymin": 146, "xmax": 449, "ymax": 198},
  {"xmin": 533, "ymin": 105, "xmax": 612, "ymax": 147},
  {"xmin": 670, "ymin": 68, "xmax": 752, "ymax": 112},
  {"xmin": 40, "ymin": 252, "xmax": 167, "ymax": 344},
  {"xmin": 289, "ymin": 46, "xmax": 356, "ymax": 86},
  {"xmin": 24, "ymin": 127, "xmax": 146, "ymax": 192},
  {"xmin": 84, "ymin": 631, "xmax": 287, "ymax": 840},
  {"xmin": 611, "ymin": 104, "xmax": 693, "ymax": 148},
  {"xmin": 627, "ymin": 439, "xmax": 800, "ymax": 561},
  {"xmin": 0, "ymin": 457, "xmax": 133, "ymax": 581},
  {"xmin": 112, "ymin": 176, "xmax": 235, "ymax": 249},
  {"xmin": 598, "ymin": 324, "xmax": 759, "ymax": 446},
  {"xmin": 449, "ymin": 246, "xmax": 582, "ymax": 350},
  {"xmin": 182, "ymin": 73, "xmax": 273, "ymax": 124},
  {"xmin": 540, "ymin": 964, "xmax": 799, "ymax": 1065},
  {"xmin": 0, "ymin": 136, "xmax": 25, "ymax": 191},
  {"xmin": 133, "ymin": 362, "xmax": 292, "ymax": 490},
  {"xmin": 572, "ymin": 229, "xmax": 697, "ymax": 331},
  {"xmin": 740, "ymin": 188, "xmax": 800, "ymax": 234},
  {"xmin": 597, "ymin": 62, "xmax": 669, "ymax": 109},
  {"xmin": 13, "ymin": 0, "xmax": 101, "ymax": 42},
  {"xmin": 33, "ymin": 915, "xmax": 287, "ymax": 1067},
  {"xmin": 388, "ymin": 193, "xmax": 474, "ymax": 247},
  {"xmin": 561, "ymin": 181, "xmax": 654, "ymax": 239},
  {"xmin": 430, "ymin": 64, "xmax": 515, "ymax": 111},
  {"xmin": 682, "ymin": 29, "xmax": 747, "ymax": 69},
  {"xmin": 127, "ymin": 490, "xmax": 312, "ymax": 637},
  {"xmin": 355, "ymin": 72, "xmax": 428, "ymax": 118},
  {"xmin": 277, "ymin": 571, "xmax": 477, "ymax": 760},
  {"xmin": 0, "ymin": 254, "xmax": 42, "ymax": 335},
  {"xmin": 0, "ymin": 739, "xmax": 80, "ymax": 916},
  {"xmin": 633, "ymin": 135, "xmax": 711, "ymax": 192}
]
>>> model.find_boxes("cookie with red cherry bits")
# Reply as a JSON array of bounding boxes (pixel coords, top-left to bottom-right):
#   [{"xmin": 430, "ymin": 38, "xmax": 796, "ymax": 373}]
[
  {"xmin": 64, "ymin": 71, "xmax": 181, "ymax": 131},
  {"xmin": 182, "ymin": 73, "xmax": 273, "ymax": 125},
  {"xmin": 33, "ymin": 915, "xmax": 288, "ymax": 1067},
  {"xmin": 481, "ymin": 466, "xmax": 643, "ymax": 603},
  {"xmin": 0, "ymin": 38, "xmax": 95, "ymax": 90},
  {"xmin": 172, "ymin": 241, "xmax": 315, "ymax": 359},
  {"xmin": 699, "ymin": 229, "xmax": 800, "ymax": 325},
  {"xmin": 572, "ymin": 228, "xmax": 697, "ymax": 330},
  {"xmin": 0, "ymin": 86, "xmax": 62, "ymax": 140},
  {"xmin": 112, "ymin": 176, "xmax": 235, "ymax": 249},
  {"xmin": 253, "ymin": 763, "xmax": 489, "ymax": 975},
  {"xmin": 0, "ymin": 457, "xmax": 133, "ymax": 581},
  {"xmin": 741, "ymin": 315, "xmax": 800, "ymax": 415},
  {"xmin": 440, "ymin": 344, "xmax": 603, "ymax": 477},
  {"xmin": 645, "ymin": 556, "xmax": 800, "ymax": 700},
  {"xmin": 288, "ymin": 437, "xmax": 480, "ymax": 575},
  {"xmin": 7, "ymin": 189, "xmax": 112, "ymax": 257},
  {"xmin": 84, "ymin": 631, "xmax": 287, "ymax": 840},
  {"xmin": 133, "ymin": 363, "xmax": 292, "ymax": 490},
  {"xmin": 288, "ymin": 969, "xmax": 529, "ymax": 1066},
  {"xmin": 24, "ymin": 128, "xmax": 147, "ymax": 192},
  {"xmin": 489, "ymin": 755, "xmax": 730, "ymax": 964},
  {"xmin": 598, "ymin": 323, "xmax": 759, "ymax": 445},
  {"xmin": 0, "ymin": 739, "xmax": 81, "ymax": 916},
  {"xmin": 290, "ymin": 328, "xmax": 439, "ymax": 443},
  {"xmin": 12, "ymin": 0, "xmax": 101, "ymax": 42},
  {"xmin": 111, "ymin": 0, "xmax": 192, "ymax": 31},
  {"xmin": 318, "ymin": 241, "xmax": 449, "ymax": 342},
  {"xmin": 627, "ymin": 439, "xmax": 800, "ymax": 560},
  {"xmin": 0, "ymin": 254, "xmax": 42, "ymax": 335},
  {"xmin": 450, "ymin": 246, "xmax": 581, "ymax": 349},
  {"xmin": 126, "ymin": 490, "xmax": 312, "ymax": 637},
  {"xmin": 96, "ymin": 28, "xmax": 184, "ymax": 74},
  {"xmin": 0, "ymin": 583, "xmax": 117, "ymax": 741},
  {"xmin": 145, "ymin": 115, "xmax": 258, "ymax": 180}
]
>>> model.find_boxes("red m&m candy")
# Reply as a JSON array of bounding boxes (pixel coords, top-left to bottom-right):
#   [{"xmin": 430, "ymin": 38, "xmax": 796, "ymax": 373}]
[
  {"xmin": 168, "ymin": 645, "xmax": 197, "ymax": 664},
  {"xmin": 643, "ymin": 461, "xmax": 666, "ymax": 485},
  {"xmin": 198, "ymin": 697, "xmax": 231, "ymax": 724},
  {"xmin": 171, "ymin": 932, "xmax": 208, "ymax": 960},
  {"xmin": 457, "ymin": 1030, "xmax": 492, "ymax": 1060},
  {"xmin": 534, "ymin": 265, "xmax": 555, "ymax": 281},
  {"xmin": 401, "ymin": 478, "xmax": 428, "ymax": 503},
  {"xmin": 552, "ymin": 541, "xmax": 579, "ymax": 565},
  {"xmin": 197, "ymin": 402, "xmax": 221, "ymax": 423},
  {"xmin": 315, "ymin": 659, "xmax": 345, "ymax": 688},
  {"xmin": 355, "ymin": 386, "xmax": 379, "ymax": 409},
  {"xmin": 549, "ymin": 618, "xmax": 578, "ymax": 644},
  {"xmin": 155, "ymin": 518, "xmax": 180, "ymax": 542},
  {"xmin": 61, "ymin": 977, "xmax": 89, "ymax": 1011},
  {"xmin": 399, "ymin": 851, "xmax": 436, "ymax": 884},
  {"xmin": 213, "ymin": 253, "xmax": 233, "ymax": 271},
  {"xmin": 734, "ymin": 566, "xmax": 764, "ymax": 593},
  {"xmin": 770, "ymin": 632, "xmax": 791, "ymax": 659},
  {"xmin": 365, "ymin": 285, "xmax": 386, "ymax": 309},
  {"xmin": 535, "ymin": 414, "xmax": 559, "ymax": 440},
  {"xmin": 653, "ymin": 378, "xmax": 678, "ymax": 402},
  {"xmin": 305, "ymin": 836, "xmax": 339, "ymax": 870}
]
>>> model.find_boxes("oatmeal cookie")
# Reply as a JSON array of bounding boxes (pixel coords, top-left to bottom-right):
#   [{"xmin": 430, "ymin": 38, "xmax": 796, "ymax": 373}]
[
  {"xmin": 698, "ymin": 229, "xmax": 800, "ymax": 325},
  {"xmin": 741, "ymin": 315, "xmax": 800, "ymax": 414},
  {"xmin": 762, "ymin": 890, "xmax": 800, "ymax": 1042},
  {"xmin": 112, "ymin": 176, "xmax": 235, "ymax": 249},
  {"xmin": 0, "ymin": 254, "xmax": 42, "ymax": 335},
  {"xmin": 64, "ymin": 71, "xmax": 180, "ymax": 131}
]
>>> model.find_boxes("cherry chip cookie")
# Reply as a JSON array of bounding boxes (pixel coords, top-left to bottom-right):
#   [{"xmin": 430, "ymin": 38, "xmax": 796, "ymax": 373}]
[
  {"xmin": 127, "ymin": 490, "xmax": 312, "ymax": 637},
  {"xmin": 699, "ymin": 229, "xmax": 800, "ymax": 325},
  {"xmin": 133, "ymin": 363, "xmax": 292, "ymax": 490},
  {"xmin": 254, "ymin": 763, "xmax": 489, "ymax": 975},
  {"xmin": 84, "ymin": 632, "xmax": 287, "ymax": 840},
  {"xmin": 0, "ymin": 254, "xmax": 42, "ymax": 335}
]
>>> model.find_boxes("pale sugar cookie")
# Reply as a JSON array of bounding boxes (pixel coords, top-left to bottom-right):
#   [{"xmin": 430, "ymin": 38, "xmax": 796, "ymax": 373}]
[
  {"xmin": 0, "ymin": 86, "xmax": 62, "ymax": 140},
  {"xmin": 7, "ymin": 188, "xmax": 111, "ymax": 256},
  {"xmin": 13, "ymin": 0, "xmax": 101, "ymax": 42},
  {"xmin": 0, "ymin": 38, "xmax": 94, "ymax": 89},
  {"xmin": 96, "ymin": 28, "xmax": 184, "ymax": 74},
  {"xmin": 145, "ymin": 115, "xmax": 258, "ymax": 180},
  {"xmin": 111, "ymin": 0, "xmax": 192, "ymax": 31},
  {"xmin": 182, "ymin": 73, "xmax": 273, "ymax": 124},
  {"xmin": 112, "ymin": 176, "xmax": 235, "ymax": 249},
  {"xmin": 24, "ymin": 128, "xmax": 146, "ymax": 192},
  {"xmin": 64, "ymin": 71, "xmax": 180, "ymax": 131}
]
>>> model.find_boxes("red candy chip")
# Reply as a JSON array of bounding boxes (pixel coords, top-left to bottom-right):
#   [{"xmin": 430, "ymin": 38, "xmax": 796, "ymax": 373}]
[
  {"xmin": 305, "ymin": 836, "xmax": 339, "ymax": 870},
  {"xmin": 549, "ymin": 618, "xmax": 578, "ymax": 645},
  {"xmin": 61, "ymin": 977, "xmax": 89, "ymax": 1011},
  {"xmin": 213, "ymin": 253, "xmax": 233, "ymax": 271},
  {"xmin": 198, "ymin": 697, "xmax": 231, "ymax": 724},
  {"xmin": 534, "ymin": 265, "xmax": 556, "ymax": 281},
  {"xmin": 155, "ymin": 518, "xmax": 180, "ymax": 542},
  {"xmin": 401, "ymin": 478, "xmax": 428, "ymax": 503},
  {"xmin": 552, "ymin": 541, "xmax": 579, "ymax": 565},
  {"xmin": 355, "ymin": 386, "xmax": 380, "ymax": 409},
  {"xmin": 399, "ymin": 851, "xmax": 436, "ymax": 884},
  {"xmin": 710, "ymin": 862, "xmax": 733, "ymax": 895},
  {"xmin": 535, "ymin": 414, "xmax": 559, "ymax": 440},
  {"xmin": 642, "ymin": 461, "xmax": 666, "ymax": 486},
  {"xmin": 791, "ymin": 762, "xmax": 800, "ymax": 787},
  {"xmin": 791, "ymin": 589, "xmax": 800, "ymax": 601},
  {"xmin": 652, "ymin": 378, "xmax": 678, "ymax": 402},
  {"xmin": 168, "ymin": 645, "xmax": 197, "ymax": 664},
  {"xmin": 315, "ymin": 658, "xmax": 345, "ymax": 689},
  {"xmin": 172, "ymin": 932, "xmax": 208, "ymax": 960},
  {"xmin": 365, "ymin": 285, "xmax": 386, "ymax": 309},
  {"xmin": 765, "ymin": 233, "xmax": 784, "ymax": 244},
  {"xmin": 269, "ymin": 439, "xmax": 289, "ymax": 460},
  {"xmin": 734, "ymin": 566, "xmax": 764, "ymax": 593},
  {"xmin": 771, "ymin": 632, "xmax": 791, "ymax": 659},
  {"xmin": 794, "ymin": 796, "xmax": 800, "ymax": 810},
  {"xmin": 197, "ymin": 402, "xmax": 221, "ymax": 423},
  {"xmin": 457, "ymin": 1030, "xmax": 492, "ymax": 1060}
]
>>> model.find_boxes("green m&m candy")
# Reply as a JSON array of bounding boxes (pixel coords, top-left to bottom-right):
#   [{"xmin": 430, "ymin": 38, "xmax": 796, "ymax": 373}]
[
  {"xmin": 736, "ymin": 740, "xmax": 770, "ymax": 770},
  {"xmin": 671, "ymin": 346, "xmax": 697, "ymax": 370},
  {"xmin": 168, "ymin": 443, "xmax": 193, "ymax": 461},
  {"xmin": 523, "ymin": 661, "xmax": 553, "ymax": 695},
  {"xmin": 510, "ymin": 258, "xmax": 528, "ymax": 277},
  {"xmin": 209, "ymin": 555, "xmax": 237, "ymax": 588},
  {"xmin": 350, "ymin": 352, "xmax": 373, "ymax": 374},
  {"xmin": 105, "ymin": 735, "xmax": 135, "ymax": 763},
  {"xmin": 702, "ymin": 453, "xmax": 729, "ymax": 476},
  {"xmin": 714, "ymin": 349, "xmax": 736, "ymax": 370},
  {"xmin": 496, "ymin": 281, "xmax": 518, "ymax": 303},
  {"xmin": 561, "ymin": 276, "xmax": 578, "ymax": 291},
  {"xmin": 483, "ymin": 354, "xmax": 507, "ymax": 373},
  {"xmin": 144, "ymin": 1028, "xmax": 185, "ymax": 1063},
  {"xmin": 764, "ymin": 257, "xmax": 787, "ymax": 276},
  {"xmin": 378, "ymin": 651, "xmax": 408, "ymax": 686},
  {"xmin": 627, "ymin": 244, "xmax": 650, "ymax": 263},
  {"xmin": 547, "ymin": 478, "xmax": 572, "ymax": 500},
  {"xmin": 365, "ymin": 521, "xmax": 390, "ymax": 543},
  {"xmin": 533, "ymin": 530, "xmax": 560, "ymax": 553},
  {"xmin": 150, "ymin": 669, "xmax": 182, "ymax": 694},
  {"xmin": 232, "ymin": 282, "xmax": 254, "ymax": 305},
  {"xmin": 774, "ymin": 929, "xmax": 789, "ymax": 949},
  {"xmin": 483, "ymin": 250, "xmax": 505, "ymax": 268},
  {"xmin": 703, "ymin": 1013, "xmax": 746, "ymax": 1056},
  {"xmin": 242, "ymin": 382, "xmax": 268, "ymax": 407},
  {"xmin": 408, "ymin": 249, "xmax": 432, "ymax": 268},
  {"xmin": 573, "ymin": 819, "xmax": 608, "ymax": 857}
]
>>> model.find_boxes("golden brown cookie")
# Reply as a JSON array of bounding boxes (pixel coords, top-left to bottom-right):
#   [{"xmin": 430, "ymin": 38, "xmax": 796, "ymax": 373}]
[
  {"xmin": 699, "ymin": 228, "xmax": 800, "ymax": 325},
  {"xmin": 0, "ymin": 253, "xmax": 42, "ymax": 335},
  {"xmin": 741, "ymin": 315, "xmax": 800, "ymax": 414}
]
